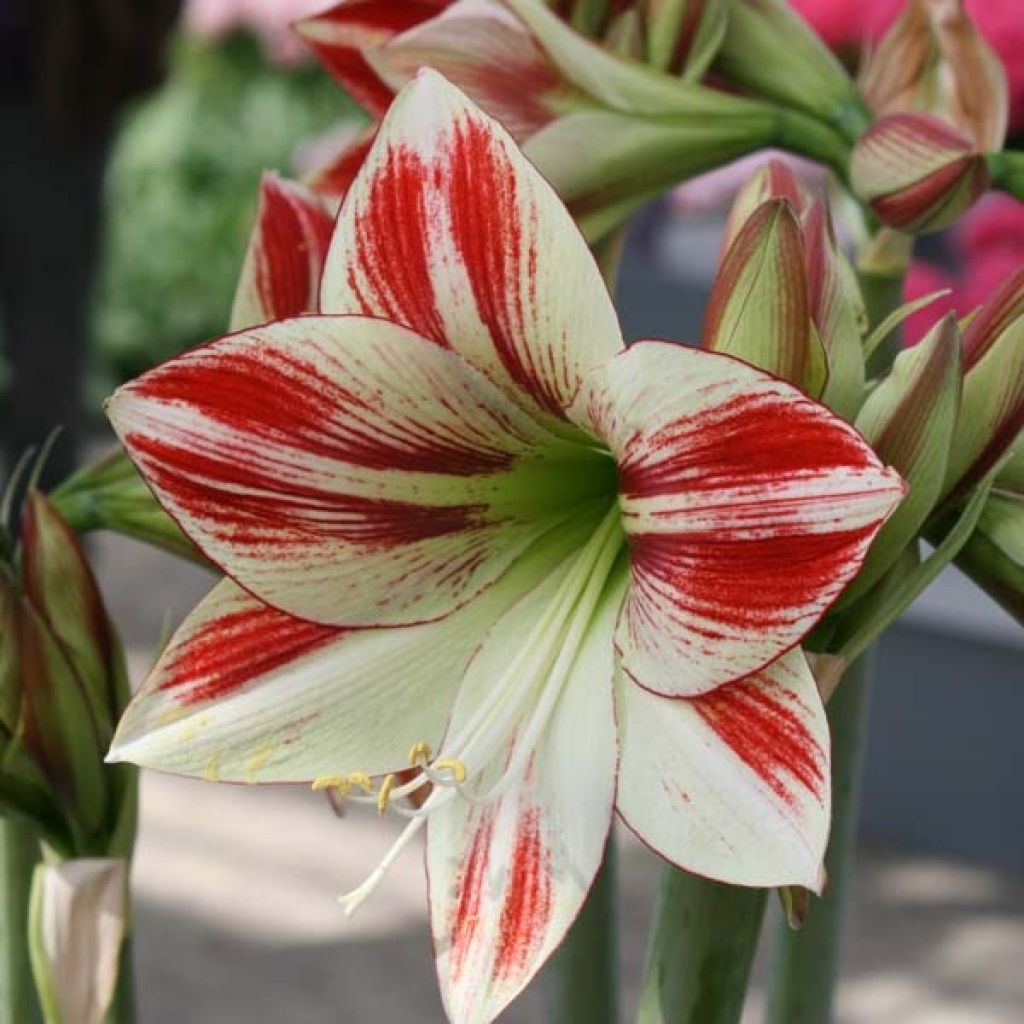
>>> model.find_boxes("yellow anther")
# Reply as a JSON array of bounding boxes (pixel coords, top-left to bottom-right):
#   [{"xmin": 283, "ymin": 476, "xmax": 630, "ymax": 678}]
[
  {"xmin": 433, "ymin": 758, "xmax": 468, "ymax": 784},
  {"xmin": 376, "ymin": 774, "xmax": 397, "ymax": 815},
  {"xmin": 408, "ymin": 741, "xmax": 432, "ymax": 766},
  {"xmin": 311, "ymin": 775, "xmax": 345, "ymax": 792},
  {"xmin": 347, "ymin": 772, "xmax": 374, "ymax": 793}
]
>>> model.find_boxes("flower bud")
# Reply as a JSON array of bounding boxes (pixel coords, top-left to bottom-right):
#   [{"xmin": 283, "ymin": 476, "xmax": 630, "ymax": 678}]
[
  {"xmin": 29, "ymin": 857, "xmax": 126, "ymax": 1024},
  {"xmin": 842, "ymin": 316, "xmax": 961, "ymax": 605},
  {"xmin": 22, "ymin": 490, "xmax": 115, "ymax": 737},
  {"xmin": 948, "ymin": 441, "xmax": 1024, "ymax": 626},
  {"xmin": 713, "ymin": 0, "xmax": 868, "ymax": 138},
  {"xmin": 50, "ymin": 449, "xmax": 202, "ymax": 564},
  {"xmin": 717, "ymin": 161, "xmax": 866, "ymax": 417},
  {"xmin": 860, "ymin": 0, "xmax": 1008, "ymax": 152},
  {"xmin": 850, "ymin": 113, "xmax": 988, "ymax": 234},
  {"xmin": 17, "ymin": 596, "xmax": 108, "ymax": 839},
  {"xmin": 704, "ymin": 199, "xmax": 827, "ymax": 396},
  {"xmin": 944, "ymin": 270, "xmax": 1024, "ymax": 499}
]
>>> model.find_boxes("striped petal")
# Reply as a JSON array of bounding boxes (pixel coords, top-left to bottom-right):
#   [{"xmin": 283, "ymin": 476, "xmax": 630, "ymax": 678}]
[
  {"xmin": 571, "ymin": 341, "xmax": 905, "ymax": 696},
  {"xmin": 616, "ymin": 649, "xmax": 829, "ymax": 890},
  {"xmin": 108, "ymin": 520, "xmax": 598, "ymax": 782},
  {"xmin": 229, "ymin": 174, "xmax": 334, "ymax": 332},
  {"xmin": 320, "ymin": 70, "xmax": 623, "ymax": 424},
  {"xmin": 427, "ymin": 562, "xmax": 621, "ymax": 1024},
  {"xmin": 108, "ymin": 316, "xmax": 606, "ymax": 628},
  {"xmin": 367, "ymin": 0, "xmax": 564, "ymax": 141},
  {"xmin": 295, "ymin": 0, "xmax": 449, "ymax": 116}
]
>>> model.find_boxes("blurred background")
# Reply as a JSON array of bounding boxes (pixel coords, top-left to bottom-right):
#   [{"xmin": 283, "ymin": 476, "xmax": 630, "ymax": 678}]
[{"xmin": 1, "ymin": 1, "xmax": 1022, "ymax": 1021}]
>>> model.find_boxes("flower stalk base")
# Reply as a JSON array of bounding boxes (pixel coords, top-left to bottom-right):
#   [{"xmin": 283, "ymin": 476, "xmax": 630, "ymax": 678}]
[{"xmin": 766, "ymin": 652, "xmax": 876, "ymax": 1023}]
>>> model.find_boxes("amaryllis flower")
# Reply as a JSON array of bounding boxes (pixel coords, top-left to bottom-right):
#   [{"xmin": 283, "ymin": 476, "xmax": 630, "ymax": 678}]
[{"xmin": 106, "ymin": 73, "xmax": 903, "ymax": 1023}]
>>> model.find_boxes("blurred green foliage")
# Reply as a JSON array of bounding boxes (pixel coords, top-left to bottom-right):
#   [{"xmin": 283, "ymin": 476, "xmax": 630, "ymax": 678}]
[{"xmin": 92, "ymin": 33, "xmax": 356, "ymax": 390}]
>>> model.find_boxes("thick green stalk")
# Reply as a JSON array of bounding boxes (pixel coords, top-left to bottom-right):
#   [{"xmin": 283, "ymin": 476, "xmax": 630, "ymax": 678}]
[
  {"xmin": 765, "ymin": 652, "xmax": 876, "ymax": 1024},
  {"xmin": 772, "ymin": 108, "xmax": 852, "ymax": 187},
  {"xmin": 860, "ymin": 270, "xmax": 909, "ymax": 378},
  {"xmin": 542, "ymin": 835, "xmax": 618, "ymax": 1024},
  {"xmin": 1, "ymin": 820, "xmax": 42, "ymax": 1023},
  {"xmin": 637, "ymin": 870, "xmax": 767, "ymax": 1024},
  {"xmin": 986, "ymin": 150, "xmax": 1024, "ymax": 204},
  {"xmin": 104, "ymin": 935, "xmax": 136, "ymax": 1024}
]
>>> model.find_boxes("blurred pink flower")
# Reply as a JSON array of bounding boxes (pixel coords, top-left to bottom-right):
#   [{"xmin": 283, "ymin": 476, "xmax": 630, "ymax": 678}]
[
  {"xmin": 185, "ymin": 0, "xmax": 327, "ymax": 64},
  {"xmin": 905, "ymin": 195, "xmax": 1024, "ymax": 343},
  {"xmin": 791, "ymin": 0, "xmax": 1024, "ymax": 132}
]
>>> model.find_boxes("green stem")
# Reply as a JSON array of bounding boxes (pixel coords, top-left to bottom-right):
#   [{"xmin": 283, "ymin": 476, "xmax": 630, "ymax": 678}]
[
  {"xmin": 772, "ymin": 108, "xmax": 852, "ymax": 187},
  {"xmin": 1, "ymin": 819, "xmax": 42, "ymax": 1023},
  {"xmin": 637, "ymin": 869, "xmax": 767, "ymax": 1024},
  {"xmin": 542, "ymin": 835, "xmax": 618, "ymax": 1024},
  {"xmin": 765, "ymin": 651, "xmax": 876, "ymax": 1024},
  {"xmin": 860, "ymin": 269, "xmax": 908, "ymax": 378},
  {"xmin": 986, "ymin": 150, "xmax": 1024, "ymax": 203},
  {"xmin": 104, "ymin": 934, "xmax": 136, "ymax": 1024}
]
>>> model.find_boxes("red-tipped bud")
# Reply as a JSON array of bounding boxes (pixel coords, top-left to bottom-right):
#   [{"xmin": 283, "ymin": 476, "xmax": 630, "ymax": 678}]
[{"xmin": 851, "ymin": 113, "xmax": 988, "ymax": 234}]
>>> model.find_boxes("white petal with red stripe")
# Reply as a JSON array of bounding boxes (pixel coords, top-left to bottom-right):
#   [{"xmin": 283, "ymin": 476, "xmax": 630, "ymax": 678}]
[
  {"xmin": 616, "ymin": 649, "xmax": 830, "ymax": 890},
  {"xmin": 230, "ymin": 174, "xmax": 334, "ymax": 331},
  {"xmin": 108, "ymin": 520, "xmax": 599, "ymax": 781},
  {"xmin": 572, "ymin": 340, "xmax": 904, "ymax": 696},
  {"xmin": 367, "ymin": 0, "xmax": 562, "ymax": 141},
  {"xmin": 108, "ymin": 316, "xmax": 606, "ymax": 627},
  {"xmin": 426, "ymin": 561, "xmax": 622, "ymax": 1024},
  {"xmin": 320, "ymin": 69, "xmax": 623, "ymax": 424}
]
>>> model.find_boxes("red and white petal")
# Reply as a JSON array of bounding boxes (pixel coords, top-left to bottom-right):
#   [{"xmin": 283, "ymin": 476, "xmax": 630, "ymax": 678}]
[
  {"xmin": 572, "ymin": 340, "xmax": 904, "ymax": 696},
  {"xmin": 320, "ymin": 69, "xmax": 623, "ymax": 424},
  {"xmin": 427, "ymin": 566, "xmax": 621, "ymax": 1024},
  {"xmin": 367, "ymin": 0, "xmax": 563, "ymax": 141},
  {"xmin": 616, "ymin": 649, "xmax": 829, "ymax": 890},
  {"xmin": 230, "ymin": 174, "xmax": 334, "ymax": 332},
  {"xmin": 108, "ymin": 316, "xmax": 596, "ymax": 628},
  {"xmin": 295, "ymin": 0, "xmax": 448, "ymax": 116},
  {"xmin": 108, "ymin": 521, "xmax": 595, "ymax": 781},
  {"xmin": 305, "ymin": 127, "xmax": 376, "ymax": 210}
]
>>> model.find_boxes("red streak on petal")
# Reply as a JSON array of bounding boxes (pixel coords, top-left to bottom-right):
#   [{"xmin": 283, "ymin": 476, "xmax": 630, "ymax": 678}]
[
  {"xmin": 629, "ymin": 524, "xmax": 877, "ymax": 634},
  {"xmin": 255, "ymin": 179, "xmax": 333, "ymax": 320},
  {"xmin": 160, "ymin": 604, "xmax": 341, "ymax": 706},
  {"xmin": 695, "ymin": 680, "xmax": 825, "ymax": 805},
  {"xmin": 620, "ymin": 392, "xmax": 875, "ymax": 500},
  {"xmin": 127, "ymin": 432, "xmax": 490, "ymax": 552},
  {"xmin": 299, "ymin": 0, "xmax": 448, "ymax": 116},
  {"xmin": 131, "ymin": 346, "xmax": 515, "ymax": 476},
  {"xmin": 308, "ymin": 131, "xmax": 376, "ymax": 205},
  {"xmin": 448, "ymin": 118, "xmax": 564, "ymax": 416},
  {"xmin": 350, "ymin": 143, "xmax": 448, "ymax": 346},
  {"xmin": 450, "ymin": 815, "xmax": 493, "ymax": 980},
  {"xmin": 492, "ymin": 807, "xmax": 552, "ymax": 981}
]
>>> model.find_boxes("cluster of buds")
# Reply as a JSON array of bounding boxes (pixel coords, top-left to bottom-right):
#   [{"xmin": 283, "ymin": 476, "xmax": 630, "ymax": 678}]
[
  {"xmin": 852, "ymin": 0, "xmax": 1008, "ymax": 233},
  {"xmin": 0, "ymin": 484, "xmax": 135, "ymax": 1024}
]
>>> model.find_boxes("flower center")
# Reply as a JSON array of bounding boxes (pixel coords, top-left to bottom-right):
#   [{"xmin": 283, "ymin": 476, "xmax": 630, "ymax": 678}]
[{"xmin": 330, "ymin": 502, "xmax": 625, "ymax": 914}]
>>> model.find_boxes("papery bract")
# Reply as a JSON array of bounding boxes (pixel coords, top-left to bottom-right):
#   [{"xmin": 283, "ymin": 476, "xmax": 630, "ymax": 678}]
[{"xmin": 106, "ymin": 73, "xmax": 903, "ymax": 1024}]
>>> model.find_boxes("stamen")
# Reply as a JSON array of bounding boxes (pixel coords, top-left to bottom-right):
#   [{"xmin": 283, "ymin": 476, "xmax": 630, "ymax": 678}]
[
  {"xmin": 376, "ymin": 774, "xmax": 396, "ymax": 815},
  {"xmin": 346, "ymin": 772, "xmax": 374, "ymax": 793},
  {"xmin": 311, "ymin": 775, "xmax": 345, "ymax": 792},
  {"xmin": 408, "ymin": 741, "xmax": 432, "ymax": 766},
  {"xmin": 430, "ymin": 757, "xmax": 468, "ymax": 784}
]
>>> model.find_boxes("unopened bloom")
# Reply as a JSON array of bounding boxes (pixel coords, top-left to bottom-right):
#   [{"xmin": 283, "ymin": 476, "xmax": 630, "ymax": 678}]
[
  {"xmin": 851, "ymin": 112, "xmax": 989, "ymax": 233},
  {"xmin": 710, "ymin": 160, "xmax": 866, "ymax": 418},
  {"xmin": 106, "ymin": 73, "xmax": 902, "ymax": 1023},
  {"xmin": 859, "ymin": 0, "xmax": 1008, "ymax": 152}
]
